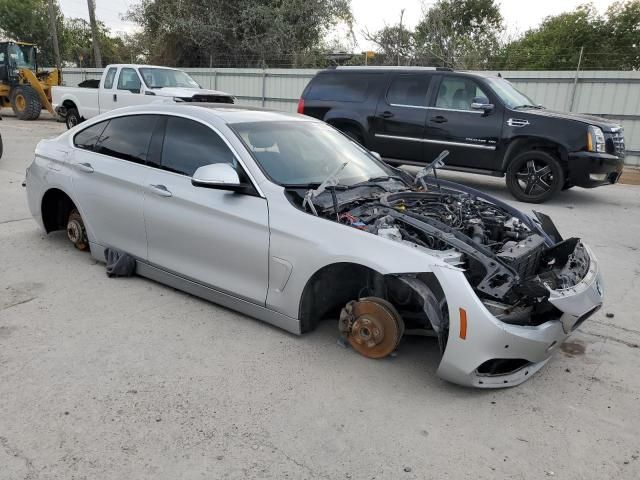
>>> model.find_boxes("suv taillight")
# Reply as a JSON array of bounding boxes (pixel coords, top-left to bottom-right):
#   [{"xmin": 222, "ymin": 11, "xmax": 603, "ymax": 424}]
[{"xmin": 297, "ymin": 98, "xmax": 305, "ymax": 114}]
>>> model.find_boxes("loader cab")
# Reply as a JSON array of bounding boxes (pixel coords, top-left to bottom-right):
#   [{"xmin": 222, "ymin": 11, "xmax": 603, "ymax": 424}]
[{"xmin": 0, "ymin": 42, "xmax": 38, "ymax": 84}]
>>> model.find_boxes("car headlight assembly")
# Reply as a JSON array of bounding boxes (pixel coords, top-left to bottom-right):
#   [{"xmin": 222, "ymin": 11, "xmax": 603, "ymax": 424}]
[{"xmin": 587, "ymin": 125, "xmax": 606, "ymax": 153}]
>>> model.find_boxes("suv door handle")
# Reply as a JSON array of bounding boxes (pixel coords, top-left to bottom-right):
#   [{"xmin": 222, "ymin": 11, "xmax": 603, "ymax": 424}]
[
  {"xmin": 76, "ymin": 162, "xmax": 94, "ymax": 173},
  {"xmin": 430, "ymin": 115, "xmax": 448, "ymax": 123},
  {"xmin": 379, "ymin": 111, "xmax": 394, "ymax": 118},
  {"xmin": 149, "ymin": 184, "xmax": 172, "ymax": 197},
  {"xmin": 113, "ymin": 93, "xmax": 117, "ymax": 102}
]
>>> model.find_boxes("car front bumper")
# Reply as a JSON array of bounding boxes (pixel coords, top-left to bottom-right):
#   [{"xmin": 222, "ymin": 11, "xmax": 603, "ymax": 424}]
[
  {"xmin": 432, "ymin": 244, "xmax": 603, "ymax": 388},
  {"xmin": 567, "ymin": 151, "xmax": 624, "ymax": 188}
]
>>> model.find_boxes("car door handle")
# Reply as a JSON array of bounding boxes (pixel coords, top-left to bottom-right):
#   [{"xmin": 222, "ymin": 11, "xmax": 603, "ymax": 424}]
[
  {"xmin": 149, "ymin": 184, "xmax": 172, "ymax": 197},
  {"xmin": 379, "ymin": 111, "xmax": 394, "ymax": 118},
  {"xmin": 76, "ymin": 162, "xmax": 94, "ymax": 173},
  {"xmin": 430, "ymin": 115, "xmax": 448, "ymax": 123},
  {"xmin": 113, "ymin": 93, "xmax": 117, "ymax": 102}
]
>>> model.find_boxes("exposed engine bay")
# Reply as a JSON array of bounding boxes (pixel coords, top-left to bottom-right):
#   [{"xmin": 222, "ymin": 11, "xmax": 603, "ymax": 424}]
[{"xmin": 288, "ymin": 176, "xmax": 591, "ymax": 329}]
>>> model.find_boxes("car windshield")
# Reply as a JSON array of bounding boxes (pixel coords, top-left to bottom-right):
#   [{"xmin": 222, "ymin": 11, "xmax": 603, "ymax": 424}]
[
  {"xmin": 139, "ymin": 68, "xmax": 200, "ymax": 89},
  {"xmin": 231, "ymin": 121, "xmax": 394, "ymax": 186},
  {"xmin": 485, "ymin": 77, "xmax": 538, "ymax": 109}
]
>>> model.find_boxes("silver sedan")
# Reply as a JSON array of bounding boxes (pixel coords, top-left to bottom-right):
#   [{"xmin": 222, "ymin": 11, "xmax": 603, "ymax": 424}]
[{"xmin": 25, "ymin": 104, "xmax": 604, "ymax": 388}]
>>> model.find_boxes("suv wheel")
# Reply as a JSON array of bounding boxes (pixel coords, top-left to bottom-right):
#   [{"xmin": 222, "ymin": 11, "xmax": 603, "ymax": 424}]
[{"xmin": 506, "ymin": 150, "xmax": 564, "ymax": 203}]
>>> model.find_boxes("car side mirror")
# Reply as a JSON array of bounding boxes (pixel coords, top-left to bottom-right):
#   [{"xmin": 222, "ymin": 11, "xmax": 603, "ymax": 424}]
[
  {"xmin": 192, "ymin": 163, "xmax": 250, "ymax": 192},
  {"xmin": 471, "ymin": 96, "xmax": 494, "ymax": 113},
  {"xmin": 370, "ymin": 151, "xmax": 382, "ymax": 161}
]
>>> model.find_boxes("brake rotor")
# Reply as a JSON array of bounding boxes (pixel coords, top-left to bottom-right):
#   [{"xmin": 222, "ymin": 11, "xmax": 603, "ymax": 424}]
[{"xmin": 340, "ymin": 297, "xmax": 404, "ymax": 359}]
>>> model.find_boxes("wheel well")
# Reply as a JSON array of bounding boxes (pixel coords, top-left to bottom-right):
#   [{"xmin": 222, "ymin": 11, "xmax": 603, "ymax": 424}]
[
  {"xmin": 41, "ymin": 188, "xmax": 76, "ymax": 233},
  {"xmin": 299, "ymin": 263, "xmax": 383, "ymax": 333},
  {"xmin": 502, "ymin": 138, "xmax": 568, "ymax": 171},
  {"xmin": 298, "ymin": 263, "xmax": 446, "ymax": 334},
  {"xmin": 62, "ymin": 100, "xmax": 77, "ymax": 111}
]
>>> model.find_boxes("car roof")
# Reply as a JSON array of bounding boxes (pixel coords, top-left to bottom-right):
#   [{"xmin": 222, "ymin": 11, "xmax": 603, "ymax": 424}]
[{"xmin": 102, "ymin": 103, "xmax": 315, "ymax": 125}]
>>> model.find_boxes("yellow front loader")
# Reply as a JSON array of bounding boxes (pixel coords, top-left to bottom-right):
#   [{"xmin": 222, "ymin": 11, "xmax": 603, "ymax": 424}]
[{"xmin": 0, "ymin": 41, "xmax": 61, "ymax": 120}]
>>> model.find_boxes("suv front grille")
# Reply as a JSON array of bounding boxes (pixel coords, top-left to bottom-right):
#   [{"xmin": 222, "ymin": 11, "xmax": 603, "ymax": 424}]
[{"xmin": 605, "ymin": 129, "xmax": 625, "ymax": 158}]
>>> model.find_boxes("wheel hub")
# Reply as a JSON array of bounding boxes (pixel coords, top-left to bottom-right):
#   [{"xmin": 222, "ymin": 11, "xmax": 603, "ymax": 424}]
[
  {"xmin": 339, "ymin": 297, "xmax": 404, "ymax": 359},
  {"xmin": 67, "ymin": 219, "xmax": 83, "ymax": 244},
  {"xmin": 15, "ymin": 94, "xmax": 26, "ymax": 111}
]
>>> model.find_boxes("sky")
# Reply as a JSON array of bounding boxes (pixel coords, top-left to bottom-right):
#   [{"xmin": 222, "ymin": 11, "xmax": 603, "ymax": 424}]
[{"xmin": 58, "ymin": 0, "xmax": 620, "ymax": 48}]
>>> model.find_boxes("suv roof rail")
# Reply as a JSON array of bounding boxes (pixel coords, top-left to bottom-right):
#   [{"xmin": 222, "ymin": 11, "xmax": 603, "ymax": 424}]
[{"xmin": 333, "ymin": 66, "xmax": 454, "ymax": 72}]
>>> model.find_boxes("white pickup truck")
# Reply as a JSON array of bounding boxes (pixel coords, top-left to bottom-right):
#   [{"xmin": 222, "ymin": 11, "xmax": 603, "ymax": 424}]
[{"xmin": 52, "ymin": 64, "xmax": 235, "ymax": 129}]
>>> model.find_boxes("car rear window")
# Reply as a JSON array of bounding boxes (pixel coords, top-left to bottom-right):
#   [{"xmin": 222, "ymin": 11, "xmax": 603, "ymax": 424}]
[{"xmin": 305, "ymin": 72, "xmax": 380, "ymax": 102}]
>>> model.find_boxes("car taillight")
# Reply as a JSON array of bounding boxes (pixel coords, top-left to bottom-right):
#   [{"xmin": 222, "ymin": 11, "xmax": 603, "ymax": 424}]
[{"xmin": 297, "ymin": 98, "xmax": 305, "ymax": 114}]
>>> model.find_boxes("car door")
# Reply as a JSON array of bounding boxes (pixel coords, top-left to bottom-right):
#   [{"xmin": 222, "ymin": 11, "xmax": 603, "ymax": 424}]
[
  {"xmin": 143, "ymin": 115, "xmax": 270, "ymax": 305},
  {"xmin": 69, "ymin": 114, "xmax": 158, "ymax": 258},
  {"xmin": 424, "ymin": 75, "xmax": 503, "ymax": 170},
  {"xmin": 371, "ymin": 73, "xmax": 432, "ymax": 162},
  {"xmin": 111, "ymin": 67, "xmax": 147, "ymax": 110},
  {"xmin": 98, "ymin": 66, "xmax": 118, "ymax": 114}
]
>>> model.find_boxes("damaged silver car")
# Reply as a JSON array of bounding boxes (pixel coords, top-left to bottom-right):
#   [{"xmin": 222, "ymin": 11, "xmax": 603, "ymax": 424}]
[{"xmin": 25, "ymin": 104, "xmax": 604, "ymax": 388}]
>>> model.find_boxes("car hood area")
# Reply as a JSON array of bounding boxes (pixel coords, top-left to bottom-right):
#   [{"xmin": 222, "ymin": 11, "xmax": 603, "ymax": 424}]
[
  {"xmin": 520, "ymin": 108, "xmax": 621, "ymax": 132},
  {"xmin": 152, "ymin": 87, "xmax": 234, "ymax": 100},
  {"xmin": 291, "ymin": 176, "xmax": 595, "ymax": 329}
]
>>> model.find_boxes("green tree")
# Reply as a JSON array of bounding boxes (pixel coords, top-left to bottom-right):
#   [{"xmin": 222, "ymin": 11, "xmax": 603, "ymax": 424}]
[
  {"xmin": 127, "ymin": 0, "xmax": 352, "ymax": 67},
  {"xmin": 0, "ymin": 0, "xmax": 63, "ymax": 66},
  {"xmin": 496, "ymin": 2, "xmax": 640, "ymax": 70},
  {"xmin": 413, "ymin": 0, "xmax": 503, "ymax": 69}
]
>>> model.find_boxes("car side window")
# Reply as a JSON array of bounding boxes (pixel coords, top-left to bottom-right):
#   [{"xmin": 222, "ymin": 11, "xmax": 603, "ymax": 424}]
[
  {"xmin": 435, "ymin": 77, "xmax": 489, "ymax": 111},
  {"xmin": 161, "ymin": 117, "xmax": 236, "ymax": 177},
  {"xmin": 117, "ymin": 68, "xmax": 141, "ymax": 93},
  {"xmin": 94, "ymin": 115, "xmax": 157, "ymax": 164},
  {"xmin": 103, "ymin": 67, "xmax": 117, "ymax": 89},
  {"xmin": 73, "ymin": 120, "xmax": 110, "ymax": 151},
  {"xmin": 386, "ymin": 74, "xmax": 430, "ymax": 107}
]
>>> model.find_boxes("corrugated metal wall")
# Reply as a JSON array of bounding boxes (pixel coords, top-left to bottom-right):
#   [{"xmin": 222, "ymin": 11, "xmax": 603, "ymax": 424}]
[{"xmin": 61, "ymin": 68, "xmax": 640, "ymax": 166}]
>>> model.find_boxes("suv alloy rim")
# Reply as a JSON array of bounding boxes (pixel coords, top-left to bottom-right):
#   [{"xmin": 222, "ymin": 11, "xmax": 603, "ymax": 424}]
[{"xmin": 515, "ymin": 159, "xmax": 554, "ymax": 195}]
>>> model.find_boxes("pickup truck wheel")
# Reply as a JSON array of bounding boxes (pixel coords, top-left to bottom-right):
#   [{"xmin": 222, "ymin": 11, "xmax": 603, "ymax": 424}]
[
  {"xmin": 66, "ymin": 209, "xmax": 88, "ymax": 251},
  {"xmin": 11, "ymin": 86, "xmax": 42, "ymax": 120},
  {"xmin": 65, "ymin": 108, "xmax": 81, "ymax": 129},
  {"xmin": 506, "ymin": 151, "xmax": 564, "ymax": 203}
]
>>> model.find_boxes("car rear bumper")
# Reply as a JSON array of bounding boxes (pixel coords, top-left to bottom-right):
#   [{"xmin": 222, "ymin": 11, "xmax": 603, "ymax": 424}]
[
  {"xmin": 433, "ymin": 244, "xmax": 603, "ymax": 388},
  {"xmin": 567, "ymin": 151, "xmax": 624, "ymax": 188}
]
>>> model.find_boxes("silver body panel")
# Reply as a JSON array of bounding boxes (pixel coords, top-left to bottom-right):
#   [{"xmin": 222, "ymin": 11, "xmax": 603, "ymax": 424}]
[{"xmin": 25, "ymin": 104, "xmax": 604, "ymax": 388}]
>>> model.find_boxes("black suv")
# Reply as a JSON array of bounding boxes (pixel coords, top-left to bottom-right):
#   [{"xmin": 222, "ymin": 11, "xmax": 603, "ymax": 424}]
[{"xmin": 298, "ymin": 67, "xmax": 625, "ymax": 203}]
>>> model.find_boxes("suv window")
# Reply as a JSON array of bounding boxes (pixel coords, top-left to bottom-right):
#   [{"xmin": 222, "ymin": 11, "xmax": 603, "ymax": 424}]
[
  {"xmin": 103, "ymin": 67, "xmax": 117, "ymax": 89},
  {"xmin": 306, "ymin": 73, "xmax": 381, "ymax": 102},
  {"xmin": 94, "ymin": 115, "xmax": 157, "ymax": 164},
  {"xmin": 73, "ymin": 120, "xmax": 109, "ymax": 151},
  {"xmin": 436, "ymin": 76, "xmax": 488, "ymax": 111},
  {"xmin": 117, "ymin": 68, "xmax": 141, "ymax": 92},
  {"xmin": 161, "ymin": 117, "xmax": 236, "ymax": 176},
  {"xmin": 386, "ymin": 74, "xmax": 430, "ymax": 107}
]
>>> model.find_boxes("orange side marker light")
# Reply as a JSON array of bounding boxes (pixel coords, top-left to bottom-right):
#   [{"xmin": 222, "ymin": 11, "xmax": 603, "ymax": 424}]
[{"xmin": 459, "ymin": 308, "xmax": 467, "ymax": 340}]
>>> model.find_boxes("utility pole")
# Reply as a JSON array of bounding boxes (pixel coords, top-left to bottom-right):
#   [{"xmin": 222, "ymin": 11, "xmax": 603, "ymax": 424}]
[
  {"xmin": 87, "ymin": 0, "xmax": 103, "ymax": 68},
  {"xmin": 397, "ymin": 9, "xmax": 405, "ymax": 66},
  {"xmin": 568, "ymin": 46, "xmax": 584, "ymax": 112},
  {"xmin": 47, "ymin": 0, "xmax": 62, "ymax": 70}
]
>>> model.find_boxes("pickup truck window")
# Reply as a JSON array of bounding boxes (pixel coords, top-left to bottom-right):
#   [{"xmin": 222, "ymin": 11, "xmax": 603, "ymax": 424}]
[
  {"xmin": 103, "ymin": 67, "xmax": 117, "ymax": 89},
  {"xmin": 117, "ymin": 68, "xmax": 141, "ymax": 93},
  {"xmin": 139, "ymin": 68, "xmax": 200, "ymax": 89},
  {"xmin": 74, "ymin": 121, "xmax": 109, "ymax": 151},
  {"xmin": 436, "ymin": 77, "xmax": 488, "ymax": 111},
  {"xmin": 161, "ymin": 117, "xmax": 236, "ymax": 176},
  {"xmin": 94, "ymin": 115, "xmax": 157, "ymax": 164},
  {"xmin": 386, "ymin": 74, "xmax": 430, "ymax": 107}
]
